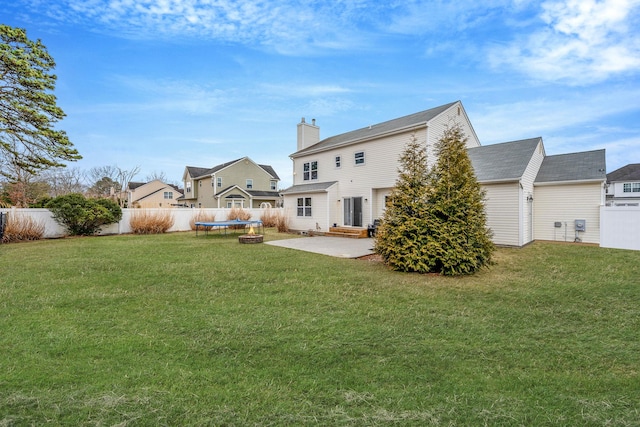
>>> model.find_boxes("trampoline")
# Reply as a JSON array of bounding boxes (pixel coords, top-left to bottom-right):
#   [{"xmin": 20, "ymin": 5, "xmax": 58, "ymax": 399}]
[{"xmin": 195, "ymin": 219, "xmax": 263, "ymax": 236}]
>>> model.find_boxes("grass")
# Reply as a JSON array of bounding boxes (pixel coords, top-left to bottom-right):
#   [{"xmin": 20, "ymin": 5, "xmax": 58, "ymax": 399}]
[{"xmin": 0, "ymin": 231, "xmax": 639, "ymax": 426}]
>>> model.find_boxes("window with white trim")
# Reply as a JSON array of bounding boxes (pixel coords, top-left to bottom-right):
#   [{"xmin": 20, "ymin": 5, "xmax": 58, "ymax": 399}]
[
  {"xmin": 217, "ymin": 177, "xmax": 222, "ymax": 187},
  {"xmin": 270, "ymin": 180, "xmax": 277, "ymax": 190},
  {"xmin": 186, "ymin": 181, "xmax": 192, "ymax": 193},
  {"xmin": 355, "ymin": 151, "xmax": 365, "ymax": 165},
  {"xmin": 297, "ymin": 197, "xmax": 312, "ymax": 217},
  {"xmin": 246, "ymin": 179, "xmax": 253, "ymax": 189},
  {"xmin": 623, "ymin": 183, "xmax": 640, "ymax": 193},
  {"xmin": 303, "ymin": 161, "xmax": 318, "ymax": 180},
  {"xmin": 163, "ymin": 191, "xmax": 173, "ymax": 199}
]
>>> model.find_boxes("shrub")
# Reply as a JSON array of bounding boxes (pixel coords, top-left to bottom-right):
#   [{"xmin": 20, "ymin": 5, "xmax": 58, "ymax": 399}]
[
  {"xmin": 130, "ymin": 209, "xmax": 175, "ymax": 234},
  {"xmin": 259, "ymin": 208, "xmax": 278, "ymax": 227},
  {"xmin": 189, "ymin": 210, "xmax": 216, "ymax": 231},
  {"xmin": 260, "ymin": 208, "xmax": 289, "ymax": 232},
  {"xmin": 227, "ymin": 207, "xmax": 251, "ymax": 229},
  {"xmin": 1, "ymin": 213, "xmax": 45, "ymax": 243},
  {"xmin": 46, "ymin": 193, "xmax": 122, "ymax": 236},
  {"xmin": 275, "ymin": 213, "xmax": 290, "ymax": 233}
]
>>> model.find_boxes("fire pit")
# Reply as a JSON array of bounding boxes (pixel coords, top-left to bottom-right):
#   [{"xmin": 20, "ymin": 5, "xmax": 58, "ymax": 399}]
[{"xmin": 238, "ymin": 225, "xmax": 263, "ymax": 244}]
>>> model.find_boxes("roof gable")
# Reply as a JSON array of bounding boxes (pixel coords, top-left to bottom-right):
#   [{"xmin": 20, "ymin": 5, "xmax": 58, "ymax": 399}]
[
  {"xmin": 535, "ymin": 149, "xmax": 606, "ymax": 184},
  {"xmin": 468, "ymin": 138, "xmax": 542, "ymax": 182},
  {"xmin": 292, "ymin": 101, "xmax": 458, "ymax": 157},
  {"xmin": 607, "ymin": 163, "xmax": 640, "ymax": 182},
  {"xmin": 185, "ymin": 157, "xmax": 279, "ymax": 180}
]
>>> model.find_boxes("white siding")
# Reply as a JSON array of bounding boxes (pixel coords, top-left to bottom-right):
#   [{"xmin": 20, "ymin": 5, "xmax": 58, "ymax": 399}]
[
  {"xmin": 520, "ymin": 140, "xmax": 545, "ymax": 245},
  {"xmin": 534, "ymin": 183, "xmax": 603, "ymax": 244},
  {"xmin": 371, "ymin": 187, "xmax": 393, "ymax": 222},
  {"xmin": 425, "ymin": 102, "xmax": 480, "ymax": 167},
  {"xmin": 289, "ymin": 102, "xmax": 481, "ymax": 229},
  {"xmin": 293, "ymin": 128, "xmax": 427, "ymax": 227},
  {"xmin": 283, "ymin": 187, "xmax": 336, "ymax": 232},
  {"xmin": 481, "ymin": 183, "xmax": 521, "ymax": 246}
]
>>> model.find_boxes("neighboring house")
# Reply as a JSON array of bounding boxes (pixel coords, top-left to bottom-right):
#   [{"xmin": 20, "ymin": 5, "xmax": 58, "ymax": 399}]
[
  {"xmin": 126, "ymin": 180, "xmax": 183, "ymax": 208},
  {"xmin": 181, "ymin": 157, "xmax": 281, "ymax": 208},
  {"xmin": 606, "ymin": 163, "xmax": 640, "ymax": 206},
  {"xmin": 282, "ymin": 100, "xmax": 607, "ymax": 246}
]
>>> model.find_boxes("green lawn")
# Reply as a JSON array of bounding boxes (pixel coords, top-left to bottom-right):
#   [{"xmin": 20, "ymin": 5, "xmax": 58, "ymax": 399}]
[{"xmin": 1, "ymin": 231, "xmax": 639, "ymax": 426}]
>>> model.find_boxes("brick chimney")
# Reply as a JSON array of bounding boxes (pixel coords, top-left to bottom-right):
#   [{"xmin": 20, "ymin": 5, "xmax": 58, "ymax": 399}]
[{"xmin": 297, "ymin": 117, "xmax": 319, "ymax": 151}]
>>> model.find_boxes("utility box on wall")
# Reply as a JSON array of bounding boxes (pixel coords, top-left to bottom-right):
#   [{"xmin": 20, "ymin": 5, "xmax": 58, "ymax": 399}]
[{"xmin": 575, "ymin": 219, "xmax": 586, "ymax": 232}]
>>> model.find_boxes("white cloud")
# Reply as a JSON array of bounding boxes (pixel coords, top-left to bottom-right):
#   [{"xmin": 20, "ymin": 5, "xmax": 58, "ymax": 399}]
[
  {"xmin": 259, "ymin": 83, "xmax": 354, "ymax": 98},
  {"xmin": 471, "ymin": 87, "xmax": 640, "ymax": 143},
  {"xmin": 490, "ymin": 0, "xmax": 640, "ymax": 84},
  {"xmin": 32, "ymin": 0, "xmax": 379, "ymax": 54}
]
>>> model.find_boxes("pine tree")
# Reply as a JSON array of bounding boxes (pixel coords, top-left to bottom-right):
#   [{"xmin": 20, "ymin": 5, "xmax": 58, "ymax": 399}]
[
  {"xmin": 428, "ymin": 124, "xmax": 494, "ymax": 275},
  {"xmin": 374, "ymin": 133, "xmax": 438, "ymax": 273},
  {"xmin": 375, "ymin": 125, "xmax": 494, "ymax": 276},
  {"xmin": 0, "ymin": 25, "xmax": 81, "ymax": 179}
]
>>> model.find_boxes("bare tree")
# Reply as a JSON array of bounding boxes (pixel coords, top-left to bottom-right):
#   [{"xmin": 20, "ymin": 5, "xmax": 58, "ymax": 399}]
[
  {"xmin": 40, "ymin": 167, "xmax": 86, "ymax": 197},
  {"xmin": 0, "ymin": 166, "xmax": 50, "ymax": 207},
  {"xmin": 145, "ymin": 170, "xmax": 168, "ymax": 183}
]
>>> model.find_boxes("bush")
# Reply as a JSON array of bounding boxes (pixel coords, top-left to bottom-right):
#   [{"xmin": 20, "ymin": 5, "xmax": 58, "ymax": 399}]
[
  {"xmin": 1, "ymin": 213, "xmax": 45, "ymax": 243},
  {"xmin": 46, "ymin": 193, "xmax": 122, "ymax": 236},
  {"xmin": 259, "ymin": 208, "xmax": 278, "ymax": 227},
  {"xmin": 227, "ymin": 207, "xmax": 251, "ymax": 229},
  {"xmin": 189, "ymin": 210, "xmax": 216, "ymax": 231},
  {"xmin": 130, "ymin": 209, "xmax": 175, "ymax": 234},
  {"xmin": 260, "ymin": 208, "xmax": 289, "ymax": 232}
]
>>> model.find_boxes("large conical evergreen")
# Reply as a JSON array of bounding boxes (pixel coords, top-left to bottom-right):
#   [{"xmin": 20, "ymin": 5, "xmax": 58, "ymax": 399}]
[
  {"xmin": 427, "ymin": 124, "xmax": 494, "ymax": 275},
  {"xmin": 375, "ymin": 133, "xmax": 438, "ymax": 273},
  {"xmin": 375, "ymin": 125, "xmax": 494, "ymax": 276}
]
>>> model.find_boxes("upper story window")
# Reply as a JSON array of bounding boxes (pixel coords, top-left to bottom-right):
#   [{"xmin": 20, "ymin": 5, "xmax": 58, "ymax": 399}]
[
  {"xmin": 186, "ymin": 181, "xmax": 192, "ymax": 193},
  {"xmin": 246, "ymin": 179, "xmax": 253, "ymax": 189},
  {"xmin": 355, "ymin": 151, "xmax": 365, "ymax": 165},
  {"xmin": 270, "ymin": 180, "xmax": 277, "ymax": 191},
  {"xmin": 335, "ymin": 155, "xmax": 341, "ymax": 168},
  {"xmin": 623, "ymin": 183, "xmax": 640, "ymax": 193},
  {"xmin": 303, "ymin": 161, "xmax": 318, "ymax": 180},
  {"xmin": 164, "ymin": 191, "xmax": 173, "ymax": 199},
  {"xmin": 217, "ymin": 177, "xmax": 222, "ymax": 187}
]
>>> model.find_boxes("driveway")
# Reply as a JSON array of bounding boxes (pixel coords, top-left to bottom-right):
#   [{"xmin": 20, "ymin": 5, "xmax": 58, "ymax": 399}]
[{"xmin": 266, "ymin": 236, "xmax": 375, "ymax": 258}]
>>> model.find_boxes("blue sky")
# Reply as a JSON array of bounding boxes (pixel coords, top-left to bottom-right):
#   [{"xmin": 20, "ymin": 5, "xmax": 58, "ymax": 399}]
[{"xmin": 4, "ymin": 0, "xmax": 639, "ymax": 188}]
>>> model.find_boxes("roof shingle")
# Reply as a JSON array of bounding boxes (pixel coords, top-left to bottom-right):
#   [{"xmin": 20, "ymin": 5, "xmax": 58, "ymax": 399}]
[
  {"xmin": 468, "ymin": 138, "xmax": 541, "ymax": 182},
  {"xmin": 292, "ymin": 101, "xmax": 458, "ymax": 157},
  {"xmin": 535, "ymin": 149, "xmax": 606, "ymax": 183}
]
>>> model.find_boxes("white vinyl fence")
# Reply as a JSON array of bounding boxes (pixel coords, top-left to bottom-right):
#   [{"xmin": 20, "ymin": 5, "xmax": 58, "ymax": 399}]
[
  {"xmin": 600, "ymin": 206, "xmax": 640, "ymax": 251},
  {"xmin": 0, "ymin": 207, "xmax": 282, "ymax": 239}
]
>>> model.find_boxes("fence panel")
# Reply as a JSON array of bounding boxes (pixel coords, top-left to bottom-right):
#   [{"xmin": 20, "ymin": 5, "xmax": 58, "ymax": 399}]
[
  {"xmin": 0, "ymin": 207, "xmax": 283, "ymax": 239},
  {"xmin": 600, "ymin": 206, "xmax": 640, "ymax": 251}
]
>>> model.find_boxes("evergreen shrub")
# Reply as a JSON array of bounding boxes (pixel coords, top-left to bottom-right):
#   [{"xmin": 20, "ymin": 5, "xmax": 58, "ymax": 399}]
[{"xmin": 46, "ymin": 193, "xmax": 122, "ymax": 236}]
